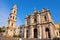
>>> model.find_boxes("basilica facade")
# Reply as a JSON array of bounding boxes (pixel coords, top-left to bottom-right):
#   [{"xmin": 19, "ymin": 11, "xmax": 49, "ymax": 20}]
[{"xmin": 24, "ymin": 8, "xmax": 57, "ymax": 39}]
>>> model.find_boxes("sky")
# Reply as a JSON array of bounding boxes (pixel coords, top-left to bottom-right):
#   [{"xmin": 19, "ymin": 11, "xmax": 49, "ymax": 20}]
[{"xmin": 0, "ymin": 0, "xmax": 60, "ymax": 27}]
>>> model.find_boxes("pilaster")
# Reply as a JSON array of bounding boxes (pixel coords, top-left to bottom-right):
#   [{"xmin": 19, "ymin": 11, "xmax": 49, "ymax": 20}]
[
  {"xmin": 37, "ymin": 13, "xmax": 41, "ymax": 24},
  {"xmin": 42, "ymin": 25, "xmax": 46, "ymax": 39},
  {"xmin": 30, "ymin": 26, "xmax": 34, "ymax": 38},
  {"xmin": 47, "ymin": 11, "xmax": 52, "ymax": 22},
  {"xmin": 24, "ymin": 27, "xmax": 27, "ymax": 38},
  {"xmin": 37, "ymin": 25, "xmax": 42, "ymax": 39},
  {"xmin": 30, "ymin": 14, "xmax": 34, "ymax": 25},
  {"xmin": 49, "ymin": 23, "xmax": 55, "ymax": 38},
  {"xmin": 25, "ymin": 18, "xmax": 28, "ymax": 26}
]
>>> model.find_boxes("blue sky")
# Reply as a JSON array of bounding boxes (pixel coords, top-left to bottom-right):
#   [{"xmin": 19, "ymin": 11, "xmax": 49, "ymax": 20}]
[{"xmin": 0, "ymin": 0, "xmax": 60, "ymax": 27}]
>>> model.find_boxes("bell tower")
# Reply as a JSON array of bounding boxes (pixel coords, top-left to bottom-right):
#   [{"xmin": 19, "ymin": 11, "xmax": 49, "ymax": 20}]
[
  {"xmin": 8, "ymin": 4, "xmax": 17, "ymax": 27},
  {"xmin": 6, "ymin": 4, "xmax": 17, "ymax": 37}
]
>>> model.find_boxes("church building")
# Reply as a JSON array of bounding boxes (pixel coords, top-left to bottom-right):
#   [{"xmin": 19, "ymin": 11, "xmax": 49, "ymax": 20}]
[{"xmin": 24, "ymin": 8, "xmax": 56, "ymax": 39}]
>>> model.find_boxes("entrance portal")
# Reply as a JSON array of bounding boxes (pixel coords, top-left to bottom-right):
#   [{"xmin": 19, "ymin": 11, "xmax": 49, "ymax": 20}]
[
  {"xmin": 34, "ymin": 28, "xmax": 37, "ymax": 38},
  {"xmin": 45, "ymin": 28, "xmax": 51, "ymax": 38}
]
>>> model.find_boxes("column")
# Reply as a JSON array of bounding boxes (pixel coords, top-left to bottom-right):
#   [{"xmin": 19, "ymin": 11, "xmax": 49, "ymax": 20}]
[
  {"xmin": 37, "ymin": 13, "xmax": 41, "ymax": 24},
  {"xmin": 49, "ymin": 23, "xmax": 55, "ymax": 38},
  {"xmin": 47, "ymin": 11, "xmax": 52, "ymax": 22},
  {"xmin": 25, "ymin": 18, "xmax": 27, "ymax": 26},
  {"xmin": 30, "ymin": 15, "xmax": 34, "ymax": 25},
  {"xmin": 24, "ymin": 27, "xmax": 27, "ymax": 38},
  {"xmin": 37, "ymin": 25, "xmax": 42, "ymax": 39},
  {"xmin": 58, "ymin": 31, "xmax": 59, "ymax": 37},
  {"xmin": 46, "ymin": 32, "xmax": 48, "ymax": 38},
  {"xmin": 42, "ymin": 26, "xmax": 46, "ymax": 39},
  {"xmin": 30, "ymin": 26, "xmax": 34, "ymax": 38}
]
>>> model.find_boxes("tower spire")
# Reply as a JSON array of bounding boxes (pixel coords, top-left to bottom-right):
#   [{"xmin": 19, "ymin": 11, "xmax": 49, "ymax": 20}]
[
  {"xmin": 12, "ymin": 3, "xmax": 17, "ymax": 9},
  {"xmin": 11, "ymin": 3, "xmax": 17, "ymax": 15}
]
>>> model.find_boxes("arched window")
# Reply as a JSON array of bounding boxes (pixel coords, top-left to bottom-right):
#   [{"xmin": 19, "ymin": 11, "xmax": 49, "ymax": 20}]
[
  {"xmin": 13, "ymin": 16, "xmax": 14, "ymax": 19},
  {"xmin": 44, "ymin": 16, "xmax": 47, "ymax": 21},
  {"xmin": 14, "ymin": 10, "xmax": 15, "ymax": 13}
]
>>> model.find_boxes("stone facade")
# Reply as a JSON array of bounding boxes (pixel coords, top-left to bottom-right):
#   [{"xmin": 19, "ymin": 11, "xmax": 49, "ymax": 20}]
[
  {"xmin": 20, "ymin": 25, "xmax": 24, "ymax": 38},
  {"xmin": 14, "ymin": 27, "xmax": 20, "ymax": 36},
  {"xmin": 55, "ymin": 24, "xmax": 60, "ymax": 37},
  {"xmin": 24, "ymin": 8, "xmax": 55, "ymax": 39}
]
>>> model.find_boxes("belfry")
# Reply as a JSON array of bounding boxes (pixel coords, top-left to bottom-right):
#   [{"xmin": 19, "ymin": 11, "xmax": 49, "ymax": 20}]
[{"xmin": 6, "ymin": 4, "xmax": 17, "ymax": 37}]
